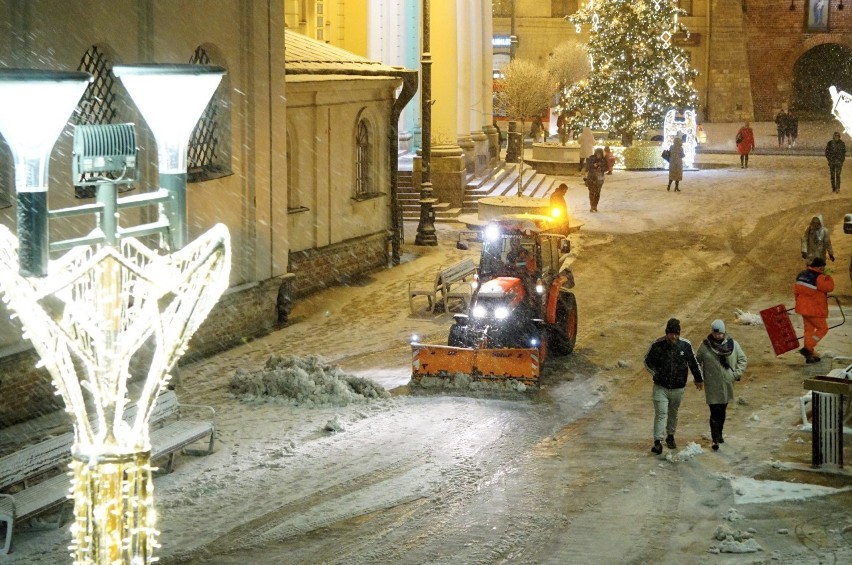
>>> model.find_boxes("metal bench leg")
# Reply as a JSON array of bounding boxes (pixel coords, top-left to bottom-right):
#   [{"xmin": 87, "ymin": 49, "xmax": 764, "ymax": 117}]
[{"xmin": 0, "ymin": 514, "xmax": 14, "ymax": 555}]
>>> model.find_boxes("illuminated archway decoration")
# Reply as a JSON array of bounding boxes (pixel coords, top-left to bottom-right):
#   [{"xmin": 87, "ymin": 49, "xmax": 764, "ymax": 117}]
[
  {"xmin": 662, "ymin": 108, "xmax": 698, "ymax": 169},
  {"xmin": 829, "ymin": 85, "xmax": 852, "ymax": 135}
]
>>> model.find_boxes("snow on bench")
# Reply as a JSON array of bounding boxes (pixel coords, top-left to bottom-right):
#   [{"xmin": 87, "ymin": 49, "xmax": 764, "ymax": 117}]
[
  {"xmin": 408, "ymin": 258, "xmax": 477, "ymax": 314},
  {"xmin": 0, "ymin": 389, "xmax": 214, "ymax": 554}
]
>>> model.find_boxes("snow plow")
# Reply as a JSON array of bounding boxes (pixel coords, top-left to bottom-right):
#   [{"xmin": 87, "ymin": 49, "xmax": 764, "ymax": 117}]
[{"xmin": 411, "ymin": 218, "xmax": 578, "ymax": 389}]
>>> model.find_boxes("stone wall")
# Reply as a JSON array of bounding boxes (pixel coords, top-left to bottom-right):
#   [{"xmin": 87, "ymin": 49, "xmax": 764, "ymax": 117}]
[
  {"xmin": 742, "ymin": 1, "xmax": 852, "ymax": 121},
  {"xmin": 288, "ymin": 231, "xmax": 390, "ymax": 297}
]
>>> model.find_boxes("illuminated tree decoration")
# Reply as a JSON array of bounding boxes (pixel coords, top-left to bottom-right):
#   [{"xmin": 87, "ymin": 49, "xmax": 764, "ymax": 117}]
[{"xmin": 561, "ymin": 0, "xmax": 699, "ymax": 143}]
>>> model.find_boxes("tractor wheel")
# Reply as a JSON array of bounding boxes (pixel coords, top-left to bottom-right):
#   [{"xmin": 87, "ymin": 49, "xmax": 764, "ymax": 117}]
[{"xmin": 550, "ymin": 292, "xmax": 578, "ymax": 355}]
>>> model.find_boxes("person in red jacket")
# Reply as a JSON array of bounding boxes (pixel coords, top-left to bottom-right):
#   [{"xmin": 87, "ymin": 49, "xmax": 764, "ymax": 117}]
[
  {"xmin": 794, "ymin": 257, "xmax": 835, "ymax": 363},
  {"xmin": 736, "ymin": 121, "xmax": 756, "ymax": 169}
]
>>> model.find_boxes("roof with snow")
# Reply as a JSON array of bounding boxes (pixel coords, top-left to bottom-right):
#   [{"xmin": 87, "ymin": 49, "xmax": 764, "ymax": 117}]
[{"xmin": 285, "ymin": 31, "xmax": 405, "ymax": 76}]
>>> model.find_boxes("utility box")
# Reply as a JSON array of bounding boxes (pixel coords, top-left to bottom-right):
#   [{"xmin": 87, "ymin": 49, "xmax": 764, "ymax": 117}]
[{"xmin": 803, "ymin": 375, "xmax": 851, "ymax": 469}]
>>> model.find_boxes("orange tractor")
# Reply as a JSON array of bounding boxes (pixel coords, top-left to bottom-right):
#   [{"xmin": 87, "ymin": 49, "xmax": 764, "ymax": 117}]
[{"xmin": 411, "ymin": 219, "xmax": 578, "ymax": 388}]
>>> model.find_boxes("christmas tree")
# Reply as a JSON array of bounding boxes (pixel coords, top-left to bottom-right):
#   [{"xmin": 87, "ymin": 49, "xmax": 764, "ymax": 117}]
[{"xmin": 562, "ymin": 0, "xmax": 699, "ymax": 143}]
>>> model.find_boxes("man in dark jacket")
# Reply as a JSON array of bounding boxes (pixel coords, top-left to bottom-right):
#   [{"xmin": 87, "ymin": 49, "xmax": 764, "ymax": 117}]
[
  {"xmin": 644, "ymin": 318, "xmax": 704, "ymax": 454},
  {"xmin": 825, "ymin": 132, "xmax": 846, "ymax": 193}
]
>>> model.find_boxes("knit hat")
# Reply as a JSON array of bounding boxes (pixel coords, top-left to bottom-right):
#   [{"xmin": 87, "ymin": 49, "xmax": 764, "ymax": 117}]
[
  {"xmin": 711, "ymin": 319, "xmax": 726, "ymax": 333},
  {"xmin": 810, "ymin": 257, "xmax": 826, "ymax": 268},
  {"xmin": 665, "ymin": 318, "xmax": 680, "ymax": 334}
]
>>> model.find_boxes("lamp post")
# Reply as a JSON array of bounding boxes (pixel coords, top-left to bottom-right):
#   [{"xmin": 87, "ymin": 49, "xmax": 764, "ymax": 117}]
[
  {"xmin": 0, "ymin": 70, "xmax": 92, "ymax": 276},
  {"xmin": 415, "ymin": 0, "xmax": 437, "ymax": 246},
  {"xmin": 0, "ymin": 65, "xmax": 230, "ymax": 565}
]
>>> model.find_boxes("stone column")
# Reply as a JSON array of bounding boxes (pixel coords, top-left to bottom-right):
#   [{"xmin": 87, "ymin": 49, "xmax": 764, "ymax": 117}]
[{"xmin": 481, "ymin": 0, "xmax": 499, "ymax": 167}]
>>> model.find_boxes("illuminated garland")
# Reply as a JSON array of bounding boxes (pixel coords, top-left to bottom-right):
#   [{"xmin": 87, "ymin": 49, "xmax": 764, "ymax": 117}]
[
  {"xmin": 0, "ymin": 224, "xmax": 231, "ymax": 564},
  {"xmin": 559, "ymin": 0, "xmax": 699, "ymax": 139}
]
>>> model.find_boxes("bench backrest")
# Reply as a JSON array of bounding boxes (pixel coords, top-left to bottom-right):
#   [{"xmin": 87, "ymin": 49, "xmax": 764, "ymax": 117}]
[
  {"xmin": 0, "ymin": 390, "xmax": 181, "ymax": 489},
  {"xmin": 441, "ymin": 258, "xmax": 477, "ymax": 285}
]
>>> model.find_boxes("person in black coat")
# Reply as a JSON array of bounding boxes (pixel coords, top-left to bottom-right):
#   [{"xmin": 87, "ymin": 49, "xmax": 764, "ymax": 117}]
[
  {"xmin": 643, "ymin": 318, "xmax": 704, "ymax": 454},
  {"xmin": 825, "ymin": 132, "xmax": 846, "ymax": 193}
]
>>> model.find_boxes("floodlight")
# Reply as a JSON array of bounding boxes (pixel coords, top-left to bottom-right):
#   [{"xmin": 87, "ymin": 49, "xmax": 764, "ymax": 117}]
[
  {"xmin": 114, "ymin": 64, "xmax": 225, "ymax": 249},
  {"xmin": 0, "ymin": 69, "xmax": 92, "ymax": 276}
]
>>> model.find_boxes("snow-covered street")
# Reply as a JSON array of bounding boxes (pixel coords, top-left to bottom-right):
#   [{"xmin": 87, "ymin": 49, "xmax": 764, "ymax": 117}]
[{"xmin": 5, "ymin": 136, "xmax": 852, "ymax": 564}]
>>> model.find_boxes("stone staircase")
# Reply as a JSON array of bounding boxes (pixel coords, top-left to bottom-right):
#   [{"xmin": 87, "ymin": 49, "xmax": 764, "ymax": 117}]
[{"xmin": 399, "ymin": 162, "xmax": 558, "ymax": 222}]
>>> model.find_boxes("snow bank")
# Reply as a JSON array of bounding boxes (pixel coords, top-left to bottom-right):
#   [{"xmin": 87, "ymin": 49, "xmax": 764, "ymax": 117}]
[
  {"xmin": 411, "ymin": 373, "xmax": 531, "ymax": 393},
  {"xmin": 229, "ymin": 355, "xmax": 390, "ymax": 406}
]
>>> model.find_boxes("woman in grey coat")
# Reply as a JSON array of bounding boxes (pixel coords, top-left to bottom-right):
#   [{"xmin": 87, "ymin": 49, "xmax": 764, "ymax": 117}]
[
  {"xmin": 695, "ymin": 319, "xmax": 747, "ymax": 451},
  {"xmin": 666, "ymin": 136, "xmax": 685, "ymax": 192}
]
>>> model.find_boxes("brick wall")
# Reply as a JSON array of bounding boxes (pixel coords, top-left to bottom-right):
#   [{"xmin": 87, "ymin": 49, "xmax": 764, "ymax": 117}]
[
  {"xmin": 743, "ymin": 0, "xmax": 852, "ymax": 120},
  {"xmin": 288, "ymin": 231, "xmax": 389, "ymax": 296},
  {"xmin": 0, "ymin": 232, "xmax": 389, "ymax": 427}
]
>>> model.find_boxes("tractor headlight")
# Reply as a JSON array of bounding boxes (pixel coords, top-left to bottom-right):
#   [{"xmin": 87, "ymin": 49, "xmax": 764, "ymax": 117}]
[
  {"xmin": 484, "ymin": 223, "xmax": 501, "ymax": 242},
  {"xmin": 551, "ymin": 207, "xmax": 561, "ymax": 218},
  {"xmin": 494, "ymin": 306, "xmax": 509, "ymax": 319},
  {"xmin": 472, "ymin": 305, "xmax": 487, "ymax": 318},
  {"xmin": 535, "ymin": 278, "xmax": 544, "ymax": 294},
  {"xmin": 471, "ymin": 273, "xmax": 479, "ymax": 290},
  {"xmin": 530, "ymin": 338, "xmax": 539, "ymax": 347}
]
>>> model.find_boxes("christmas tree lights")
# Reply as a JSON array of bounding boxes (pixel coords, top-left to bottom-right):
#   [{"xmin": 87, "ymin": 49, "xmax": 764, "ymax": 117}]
[{"xmin": 561, "ymin": 0, "xmax": 699, "ymax": 142}]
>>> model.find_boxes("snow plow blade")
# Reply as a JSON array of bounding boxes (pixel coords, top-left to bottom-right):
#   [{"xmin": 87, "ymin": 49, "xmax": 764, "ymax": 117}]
[{"xmin": 411, "ymin": 344, "xmax": 541, "ymax": 387}]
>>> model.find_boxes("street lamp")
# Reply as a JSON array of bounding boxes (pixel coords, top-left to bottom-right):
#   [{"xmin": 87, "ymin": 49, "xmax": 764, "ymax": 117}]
[
  {"xmin": 415, "ymin": 0, "xmax": 437, "ymax": 246},
  {"xmin": 0, "ymin": 69, "xmax": 92, "ymax": 276},
  {"xmin": 113, "ymin": 64, "xmax": 225, "ymax": 250},
  {"xmin": 0, "ymin": 64, "xmax": 230, "ymax": 565}
]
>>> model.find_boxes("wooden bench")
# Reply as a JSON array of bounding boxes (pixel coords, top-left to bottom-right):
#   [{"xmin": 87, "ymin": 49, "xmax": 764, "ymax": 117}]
[
  {"xmin": 0, "ymin": 390, "xmax": 214, "ymax": 554},
  {"xmin": 408, "ymin": 258, "xmax": 477, "ymax": 314}
]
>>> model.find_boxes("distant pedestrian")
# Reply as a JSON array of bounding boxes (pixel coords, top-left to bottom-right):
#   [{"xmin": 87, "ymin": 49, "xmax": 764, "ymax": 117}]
[
  {"xmin": 584, "ymin": 147, "xmax": 607, "ymax": 213},
  {"xmin": 825, "ymin": 131, "xmax": 846, "ymax": 193},
  {"xmin": 603, "ymin": 145, "xmax": 615, "ymax": 174},
  {"xmin": 786, "ymin": 109, "xmax": 798, "ymax": 147},
  {"xmin": 801, "ymin": 214, "xmax": 835, "ymax": 265},
  {"xmin": 579, "ymin": 127, "xmax": 595, "ymax": 172},
  {"xmin": 666, "ymin": 137, "xmax": 685, "ymax": 192},
  {"xmin": 530, "ymin": 116, "xmax": 543, "ymax": 143},
  {"xmin": 794, "ymin": 257, "xmax": 835, "ymax": 364},
  {"xmin": 696, "ymin": 319, "xmax": 747, "ymax": 451},
  {"xmin": 736, "ymin": 122, "xmax": 755, "ymax": 168},
  {"xmin": 774, "ymin": 108, "xmax": 788, "ymax": 149},
  {"xmin": 644, "ymin": 318, "xmax": 704, "ymax": 454}
]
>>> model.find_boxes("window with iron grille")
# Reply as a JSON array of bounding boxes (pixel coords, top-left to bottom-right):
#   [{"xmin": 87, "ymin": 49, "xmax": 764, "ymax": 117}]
[
  {"xmin": 74, "ymin": 45, "xmax": 123, "ymax": 198},
  {"xmin": 355, "ymin": 120, "xmax": 373, "ymax": 198},
  {"xmin": 187, "ymin": 46, "xmax": 231, "ymax": 183}
]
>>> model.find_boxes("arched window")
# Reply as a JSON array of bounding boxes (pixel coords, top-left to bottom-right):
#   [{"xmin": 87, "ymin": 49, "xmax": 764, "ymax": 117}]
[
  {"xmin": 187, "ymin": 46, "xmax": 231, "ymax": 183},
  {"xmin": 355, "ymin": 119, "xmax": 372, "ymax": 198}
]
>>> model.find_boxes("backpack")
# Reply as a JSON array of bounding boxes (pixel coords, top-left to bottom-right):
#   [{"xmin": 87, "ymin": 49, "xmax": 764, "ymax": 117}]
[{"xmin": 735, "ymin": 132, "xmax": 743, "ymax": 144}]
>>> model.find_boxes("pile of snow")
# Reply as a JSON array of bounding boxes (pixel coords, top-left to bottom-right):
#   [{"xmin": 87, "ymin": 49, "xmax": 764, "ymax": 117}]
[
  {"xmin": 710, "ymin": 523, "xmax": 762, "ymax": 554},
  {"xmin": 665, "ymin": 441, "xmax": 704, "ymax": 462},
  {"xmin": 411, "ymin": 373, "xmax": 531, "ymax": 393},
  {"xmin": 229, "ymin": 355, "xmax": 390, "ymax": 406}
]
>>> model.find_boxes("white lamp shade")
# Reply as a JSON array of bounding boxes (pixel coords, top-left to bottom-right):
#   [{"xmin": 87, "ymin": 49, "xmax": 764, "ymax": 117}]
[
  {"xmin": 114, "ymin": 64, "xmax": 225, "ymax": 173},
  {"xmin": 0, "ymin": 69, "xmax": 91, "ymax": 191}
]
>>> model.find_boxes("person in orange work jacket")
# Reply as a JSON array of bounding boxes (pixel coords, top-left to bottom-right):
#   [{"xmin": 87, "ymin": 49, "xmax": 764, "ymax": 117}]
[{"xmin": 794, "ymin": 257, "xmax": 835, "ymax": 363}]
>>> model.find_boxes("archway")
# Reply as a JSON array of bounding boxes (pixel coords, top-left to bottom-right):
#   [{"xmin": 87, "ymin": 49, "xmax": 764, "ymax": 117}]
[{"xmin": 792, "ymin": 43, "xmax": 852, "ymax": 119}]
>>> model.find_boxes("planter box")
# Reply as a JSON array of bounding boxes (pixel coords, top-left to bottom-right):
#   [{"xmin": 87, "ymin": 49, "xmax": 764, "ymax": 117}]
[
  {"xmin": 622, "ymin": 142, "xmax": 667, "ymax": 170},
  {"xmin": 531, "ymin": 143, "xmax": 580, "ymax": 163}
]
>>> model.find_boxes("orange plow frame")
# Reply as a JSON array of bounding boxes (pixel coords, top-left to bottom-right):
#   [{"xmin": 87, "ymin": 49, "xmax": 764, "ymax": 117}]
[{"xmin": 411, "ymin": 344, "xmax": 541, "ymax": 386}]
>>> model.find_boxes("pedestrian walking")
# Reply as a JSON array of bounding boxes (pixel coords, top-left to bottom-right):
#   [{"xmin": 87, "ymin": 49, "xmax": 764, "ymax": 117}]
[
  {"xmin": 695, "ymin": 319, "xmax": 747, "ymax": 451},
  {"xmin": 584, "ymin": 147, "xmax": 607, "ymax": 213},
  {"xmin": 786, "ymin": 109, "xmax": 798, "ymax": 148},
  {"xmin": 603, "ymin": 145, "xmax": 615, "ymax": 175},
  {"xmin": 794, "ymin": 257, "xmax": 835, "ymax": 364},
  {"xmin": 644, "ymin": 318, "xmax": 704, "ymax": 454},
  {"xmin": 579, "ymin": 127, "xmax": 595, "ymax": 172},
  {"xmin": 666, "ymin": 137, "xmax": 685, "ymax": 192},
  {"xmin": 736, "ymin": 121, "xmax": 755, "ymax": 168},
  {"xmin": 801, "ymin": 214, "xmax": 835, "ymax": 265},
  {"xmin": 825, "ymin": 131, "xmax": 846, "ymax": 193},
  {"xmin": 774, "ymin": 108, "xmax": 788, "ymax": 149}
]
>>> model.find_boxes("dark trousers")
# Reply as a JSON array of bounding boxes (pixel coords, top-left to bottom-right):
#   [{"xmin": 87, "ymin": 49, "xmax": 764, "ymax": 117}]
[
  {"xmin": 709, "ymin": 403, "xmax": 727, "ymax": 443},
  {"xmin": 829, "ymin": 163, "xmax": 843, "ymax": 191}
]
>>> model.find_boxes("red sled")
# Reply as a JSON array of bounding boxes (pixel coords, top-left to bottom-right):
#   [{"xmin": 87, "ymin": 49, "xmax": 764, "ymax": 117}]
[{"xmin": 760, "ymin": 298, "xmax": 846, "ymax": 356}]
